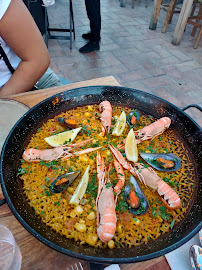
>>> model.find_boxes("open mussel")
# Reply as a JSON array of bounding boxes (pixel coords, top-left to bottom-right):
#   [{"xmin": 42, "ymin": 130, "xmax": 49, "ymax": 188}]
[
  {"xmin": 126, "ymin": 109, "xmax": 140, "ymax": 128},
  {"xmin": 124, "ymin": 175, "xmax": 149, "ymax": 215},
  {"xmin": 139, "ymin": 152, "xmax": 181, "ymax": 172},
  {"xmin": 56, "ymin": 117, "xmax": 78, "ymax": 129},
  {"xmin": 50, "ymin": 170, "xmax": 80, "ymax": 194}
]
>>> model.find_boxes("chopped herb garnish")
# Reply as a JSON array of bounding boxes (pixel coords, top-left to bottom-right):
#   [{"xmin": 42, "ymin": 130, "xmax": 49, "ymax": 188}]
[
  {"xmin": 42, "ymin": 190, "xmax": 51, "ymax": 196},
  {"xmin": 151, "ymin": 207, "xmax": 157, "ymax": 217},
  {"xmin": 170, "ymin": 220, "xmax": 175, "ymax": 229},
  {"xmin": 143, "ymin": 163, "xmax": 150, "ymax": 168},
  {"xmin": 155, "ymin": 198, "xmax": 162, "ymax": 204},
  {"xmin": 52, "ymin": 166, "xmax": 59, "ymax": 170},
  {"xmin": 92, "ymin": 141, "xmax": 100, "ymax": 147},
  {"xmin": 86, "ymin": 173, "xmax": 98, "ymax": 198},
  {"xmin": 106, "ymin": 183, "xmax": 113, "ymax": 188},
  {"xmin": 145, "ymin": 146, "xmax": 157, "ymax": 153},
  {"xmin": 17, "ymin": 167, "xmax": 27, "ymax": 176},
  {"xmin": 112, "ymin": 179, "xmax": 118, "ymax": 186},
  {"xmin": 116, "ymin": 199, "xmax": 128, "ymax": 212},
  {"xmin": 82, "ymin": 125, "xmax": 91, "ymax": 136},
  {"xmin": 157, "ymin": 206, "xmax": 170, "ymax": 221},
  {"xmin": 54, "ymin": 201, "xmax": 60, "ymax": 206},
  {"xmin": 159, "ymin": 206, "xmax": 166, "ymax": 212},
  {"xmin": 109, "ymin": 168, "xmax": 116, "ymax": 175},
  {"xmin": 111, "ymin": 142, "xmax": 117, "ymax": 147},
  {"xmin": 40, "ymin": 160, "xmax": 60, "ymax": 169},
  {"xmin": 116, "ymin": 190, "xmax": 128, "ymax": 212}
]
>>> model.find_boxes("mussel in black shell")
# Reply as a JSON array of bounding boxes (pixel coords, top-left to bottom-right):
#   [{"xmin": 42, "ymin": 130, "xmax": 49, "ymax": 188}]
[
  {"xmin": 50, "ymin": 170, "xmax": 80, "ymax": 194},
  {"xmin": 126, "ymin": 109, "xmax": 140, "ymax": 128},
  {"xmin": 56, "ymin": 117, "xmax": 78, "ymax": 129},
  {"xmin": 139, "ymin": 152, "xmax": 181, "ymax": 172},
  {"xmin": 124, "ymin": 175, "xmax": 149, "ymax": 215}
]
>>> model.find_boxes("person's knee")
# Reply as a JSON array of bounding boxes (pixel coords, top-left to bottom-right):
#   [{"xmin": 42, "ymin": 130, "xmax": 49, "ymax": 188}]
[{"xmin": 36, "ymin": 68, "xmax": 63, "ymax": 89}]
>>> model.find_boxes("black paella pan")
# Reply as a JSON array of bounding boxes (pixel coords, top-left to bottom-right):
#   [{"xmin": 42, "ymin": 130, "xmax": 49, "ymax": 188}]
[{"xmin": 0, "ymin": 86, "xmax": 202, "ymax": 264}]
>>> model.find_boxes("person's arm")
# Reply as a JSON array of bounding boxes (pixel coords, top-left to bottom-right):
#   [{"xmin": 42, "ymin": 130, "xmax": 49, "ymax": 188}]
[{"xmin": 0, "ymin": 0, "xmax": 50, "ymax": 97}]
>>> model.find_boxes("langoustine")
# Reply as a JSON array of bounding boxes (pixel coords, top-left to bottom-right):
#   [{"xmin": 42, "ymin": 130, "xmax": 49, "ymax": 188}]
[
  {"xmin": 135, "ymin": 117, "xmax": 171, "ymax": 144},
  {"xmin": 96, "ymin": 151, "xmax": 117, "ymax": 243},
  {"xmin": 109, "ymin": 145, "xmax": 181, "ymax": 209},
  {"xmin": 118, "ymin": 117, "xmax": 171, "ymax": 149},
  {"xmin": 99, "ymin": 101, "xmax": 112, "ymax": 136},
  {"xmin": 134, "ymin": 163, "xmax": 181, "ymax": 209},
  {"xmin": 23, "ymin": 139, "xmax": 101, "ymax": 162}
]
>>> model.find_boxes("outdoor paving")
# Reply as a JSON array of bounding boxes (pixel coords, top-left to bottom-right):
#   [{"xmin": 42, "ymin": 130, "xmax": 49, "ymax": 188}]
[{"xmin": 47, "ymin": 0, "xmax": 202, "ymax": 127}]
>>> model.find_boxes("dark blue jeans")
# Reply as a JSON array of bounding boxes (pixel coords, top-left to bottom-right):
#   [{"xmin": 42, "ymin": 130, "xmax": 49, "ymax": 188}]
[{"xmin": 85, "ymin": 0, "xmax": 101, "ymax": 42}]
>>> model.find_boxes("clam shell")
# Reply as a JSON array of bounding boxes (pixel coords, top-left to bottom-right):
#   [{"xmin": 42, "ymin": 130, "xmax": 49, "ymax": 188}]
[
  {"xmin": 139, "ymin": 152, "xmax": 181, "ymax": 172},
  {"xmin": 50, "ymin": 171, "xmax": 80, "ymax": 194},
  {"xmin": 124, "ymin": 175, "xmax": 149, "ymax": 215}
]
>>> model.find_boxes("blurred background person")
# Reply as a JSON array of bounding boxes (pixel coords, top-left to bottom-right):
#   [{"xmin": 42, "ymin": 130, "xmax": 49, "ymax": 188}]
[{"xmin": 79, "ymin": 0, "xmax": 101, "ymax": 53}]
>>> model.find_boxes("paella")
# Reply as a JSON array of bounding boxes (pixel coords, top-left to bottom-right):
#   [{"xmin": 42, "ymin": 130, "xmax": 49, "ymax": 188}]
[{"xmin": 17, "ymin": 101, "xmax": 195, "ymax": 249}]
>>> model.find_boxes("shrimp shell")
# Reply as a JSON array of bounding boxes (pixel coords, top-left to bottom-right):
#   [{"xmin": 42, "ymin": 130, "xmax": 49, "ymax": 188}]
[{"xmin": 99, "ymin": 101, "xmax": 112, "ymax": 136}]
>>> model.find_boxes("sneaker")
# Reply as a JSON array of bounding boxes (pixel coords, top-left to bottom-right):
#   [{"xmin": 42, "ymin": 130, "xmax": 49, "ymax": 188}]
[
  {"xmin": 82, "ymin": 32, "xmax": 92, "ymax": 40},
  {"xmin": 79, "ymin": 41, "xmax": 100, "ymax": 53}
]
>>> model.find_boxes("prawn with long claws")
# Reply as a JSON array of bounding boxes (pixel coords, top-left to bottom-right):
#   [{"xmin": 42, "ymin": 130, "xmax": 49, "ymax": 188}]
[
  {"xmin": 99, "ymin": 101, "xmax": 112, "ymax": 136},
  {"xmin": 135, "ymin": 117, "xmax": 171, "ymax": 144},
  {"xmin": 109, "ymin": 145, "xmax": 181, "ymax": 209},
  {"xmin": 23, "ymin": 139, "xmax": 101, "ymax": 162},
  {"xmin": 96, "ymin": 152, "xmax": 117, "ymax": 243},
  {"xmin": 117, "ymin": 117, "xmax": 171, "ymax": 149}
]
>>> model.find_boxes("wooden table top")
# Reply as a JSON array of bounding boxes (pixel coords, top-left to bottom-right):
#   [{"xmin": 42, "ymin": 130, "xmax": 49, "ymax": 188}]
[{"xmin": 0, "ymin": 76, "xmax": 171, "ymax": 270}]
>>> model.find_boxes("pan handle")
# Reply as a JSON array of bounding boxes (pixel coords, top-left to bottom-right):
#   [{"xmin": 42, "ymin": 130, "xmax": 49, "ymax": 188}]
[
  {"xmin": 0, "ymin": 198, "xmax": 6, "ymax": 206},
  {"xmin": 182, "ymin": 104, "xmax": 202, "ymax": 112}
]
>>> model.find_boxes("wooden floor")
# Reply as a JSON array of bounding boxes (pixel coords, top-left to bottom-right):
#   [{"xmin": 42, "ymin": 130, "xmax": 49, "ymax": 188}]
[{"xmin": 47, "ymin": 0, "xmax": 202, "ymax": 127}]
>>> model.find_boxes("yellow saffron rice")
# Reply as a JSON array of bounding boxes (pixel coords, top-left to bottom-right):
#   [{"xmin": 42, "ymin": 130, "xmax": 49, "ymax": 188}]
[{"xmin": 19, "ymin": 105, "xmax": 195, "ymax": 248}]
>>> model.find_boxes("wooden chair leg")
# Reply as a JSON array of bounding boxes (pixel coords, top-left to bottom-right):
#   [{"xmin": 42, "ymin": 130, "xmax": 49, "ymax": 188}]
[
  {"xmin": 162, "ymin": 0, "xmax": 177, "ymax": 33},
  {"xmin": 153, "ymin": 0, "xmax": 162, "ymax": 23},
  {"xmin": 169, "ymin": 0, "xmax": 178, "ymax": 23},
  {"xmin": 191, "ymin": 4, "xmax": 202, "ymax": 36},
  {"xmin": 131, "ymin": 0, "xmax": 135, "ymax": 8},
  {"xmin": 190, "ymin": 0, "xmax": 198, "ymax": 16},
  {"xmin": 149, "ymin": 0, "xmax": 162, "ymax": 30},
  {"xmin": 194, "ymin": 25, "xmax": 202, "ymax": 48}
]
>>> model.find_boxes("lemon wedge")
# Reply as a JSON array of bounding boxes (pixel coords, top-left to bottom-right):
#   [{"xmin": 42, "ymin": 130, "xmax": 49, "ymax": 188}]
[
  {"xmin": 112, "ymin": 110, "xmax": 126, "ymax": 136},
  {"xmin": 125, "ymin": 128, "xmax": 138, "ymax": 163},
  {"xmin": 70, "ymin": 165, "xmax": 90, "ymax": 206},
  {"xmin": 45, "ymin": 127, "xmax": 81, "ymax": 147}
]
